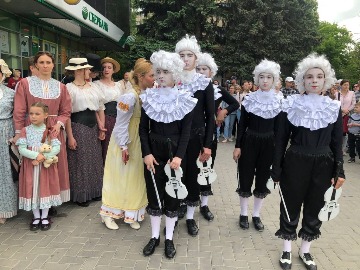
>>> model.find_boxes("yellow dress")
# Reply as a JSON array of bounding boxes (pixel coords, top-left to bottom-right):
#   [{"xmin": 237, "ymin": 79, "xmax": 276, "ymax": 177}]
[{"xmin": 100, "ymin": 90, "xmax": 147, "ymax": 223}]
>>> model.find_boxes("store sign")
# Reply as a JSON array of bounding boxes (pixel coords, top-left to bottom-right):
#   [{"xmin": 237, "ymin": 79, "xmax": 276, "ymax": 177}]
[
  {"xmin": 20, "ymin": 36, "xmax": 30, "ymax": 57},
  {"xmin": 0, "ymin": 30, "xmax": 9, "ymax": 53},
  {"xmin": 43, "ymin": 0, "xmax": 123, "ymax": 42},
  {"xmin": 82, "ymin": 6, "xmax": 108, "ymax": 32}
]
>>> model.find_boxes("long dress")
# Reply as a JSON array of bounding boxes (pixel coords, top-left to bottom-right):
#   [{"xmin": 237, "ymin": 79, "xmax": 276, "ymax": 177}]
[
  {"xmin": 14, "ymin": 76, "xmax": 71, "ymax": 202},
  {"xmin": 100, "ymin": 89, "xmax": 147, "ymax": 223},
  {"xmin": 93, "ymin": 80, "xmax": 125, "ymax": 163},
  {"xmin": 17, "ymin": 124, "xmax": 62, "ymax": 210},
  {"xmin": 66, "ymin": 82, "xmax": 105, "ymax": 203},
  {"xmin": 0, "ymin": 85, "xmax": 17, "ymax": 218}
]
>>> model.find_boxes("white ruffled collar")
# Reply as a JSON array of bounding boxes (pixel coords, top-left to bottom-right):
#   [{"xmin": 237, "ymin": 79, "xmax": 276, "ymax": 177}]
[
  {"xmin": 242, "ymin": 89, "xmax": 282, "ymax": 119},
  {"xmin": 213, "ymin": 84, "xmax": 222, "ymax": 100},
  {"xmin": 140, "ymin": 86, "xmax": 198, "ymax": 123},
  {"xmin": 181, "ymin": 69, "xmax": 197, "ymax": 84},
  {"xmin": 282, "ymin": 94, "xmax": 340, "ymax": 131},
  {"xmin": 178, "ymin": 73, "xmax": 210, "ymax": 95}
]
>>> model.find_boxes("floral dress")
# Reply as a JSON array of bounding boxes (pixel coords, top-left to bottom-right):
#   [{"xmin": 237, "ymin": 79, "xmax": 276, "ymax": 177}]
[{"xmin": 0, "ymin": 84, "xmax": 17, "ymax": 218}]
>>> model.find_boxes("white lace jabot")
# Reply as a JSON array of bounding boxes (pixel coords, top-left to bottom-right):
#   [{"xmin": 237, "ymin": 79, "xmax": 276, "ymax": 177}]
[
  {"xmin": 242, "ymin": 89, "xmax": 282, "ymax": 119},
  {"xmin": 213, "ymin": 84, "xmax": 222, "ymax": 100},
  {"xmin": 178, "ymin": 73, "xmax": 211, "ymax": 95},
  {"xmin": 282, "ymin": 94, "xmax": 340, "ymax": 131},
  {"xmin": 140, "ymin": 87, "xmax": 198, "ymax": 123}
]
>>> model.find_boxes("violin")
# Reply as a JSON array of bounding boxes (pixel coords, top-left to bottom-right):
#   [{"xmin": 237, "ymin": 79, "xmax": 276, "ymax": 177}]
[
  {"xmin": 318, "ymin": 162, "xmax": 343, "ymax": 222},
  {"xmin": 165, "ymin": 164, "xmax": 188, "ymax": 199},
  {"xmin": 164, "ymin": 138, "xmax": 188, "ymax": 200},
  {"xmin": 196, "ymin": 156, "xmax": 217, "ymax": 186}
]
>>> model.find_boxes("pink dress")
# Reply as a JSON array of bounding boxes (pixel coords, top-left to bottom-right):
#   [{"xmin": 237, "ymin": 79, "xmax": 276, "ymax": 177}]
[
  {"xmin": 14, "ymin": 76, "xmax": 72, "ymax": 202},
  {"xmin": 17, "ymin": 125, "xmax": 62, "ymax": 210}
]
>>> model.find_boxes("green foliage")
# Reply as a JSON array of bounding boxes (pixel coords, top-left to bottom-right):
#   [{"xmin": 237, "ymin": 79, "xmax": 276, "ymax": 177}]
[
  {"xmin": 117, "ymin": 0, "xmax": 321, "ymax": 81},
  {"xmin": 343, "ymin": 43, "xmax": 360, "ymax": 84},
  {"xmin": 314, "ymin": 21, "xmax": 354, "ymax": 80},
  {"xmin": 219, "ymin": 0, "xmax": 320, "ymax": 79}
]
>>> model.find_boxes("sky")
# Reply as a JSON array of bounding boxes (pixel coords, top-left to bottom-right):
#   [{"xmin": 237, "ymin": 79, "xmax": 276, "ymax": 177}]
[{"xmin": 317, "ymin": 0, "xmax": 360, "ymax": 41}]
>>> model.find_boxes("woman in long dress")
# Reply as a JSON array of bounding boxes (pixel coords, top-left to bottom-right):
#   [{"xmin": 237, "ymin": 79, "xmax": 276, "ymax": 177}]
[
  {"xmin": 65, "ymin": 58, "xmax": 105, "ymax": 207},
  {"xmin": 0, "ymin": 59, "xmax": 17, "ymax": 224},
  {"xmin": 100, "ymin": 58, "xmax": 152, "ymax": 230},
  {"xmin": 13, "ymin": 51, "xmax": 71, "ymax": 203},
  {"xmin": 93, "ymin": 57, "xmax": 124, "ymax": 163}
]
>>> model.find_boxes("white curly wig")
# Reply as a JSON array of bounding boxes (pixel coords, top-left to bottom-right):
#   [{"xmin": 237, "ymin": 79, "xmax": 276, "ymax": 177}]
[
  {"xmin": 197, "ymin": 52, "xmax": 218, "ymax": 78},
  {"xmin": 253, "ymin": 59, "xmax": 281, "ymax": 89},
  {"xmin": 150, "ymin": 50, "xmax": 185, "ymax": 83},
  {"xmin": 175, "ymin": 34, "xmax": 201, "ymax": 59},
  {"xmin": 294, "ymin": 53, "xmax": 336, "ymax": 93}
]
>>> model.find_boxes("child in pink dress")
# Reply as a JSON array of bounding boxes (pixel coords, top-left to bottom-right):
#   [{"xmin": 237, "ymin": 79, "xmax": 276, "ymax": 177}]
[{"xmin": 16, "ymin": 102, "xmax": 62, "ymax": 231}]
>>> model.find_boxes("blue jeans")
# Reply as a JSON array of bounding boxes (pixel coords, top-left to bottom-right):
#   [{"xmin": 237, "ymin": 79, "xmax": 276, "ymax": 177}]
[
  {"xmin": 236, "ymin": 109, "xmax": 241, "ymax": 122},
  {"xmin": 224, "ymin": 114, "xmax": 237, "ymax": 139}
]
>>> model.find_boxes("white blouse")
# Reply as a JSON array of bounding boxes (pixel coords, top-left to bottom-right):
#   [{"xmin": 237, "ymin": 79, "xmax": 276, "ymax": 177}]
[
  {"xmin": 112, "ymin": 92, "xmax": 137, "ymax": 149},
  {"xmin": 66, "ymin": 82, "xmax": 105, "ymax": 113},
  {"xmin": 93, "ymin": 80, "xmax": 125, "ymax": 104}
]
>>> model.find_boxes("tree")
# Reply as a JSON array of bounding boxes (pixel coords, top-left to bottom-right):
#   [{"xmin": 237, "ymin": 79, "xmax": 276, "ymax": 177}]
[
  {"xmin": 219, "ymin": 0, "xmax": 320, "ymax": 80},
  {"xmin": 343, "ymin": 43, "xmax": 360, "ymax": 84},
  {"xmin": 314, "ymin": 22, "xmax": 354, "ymax": 80}
]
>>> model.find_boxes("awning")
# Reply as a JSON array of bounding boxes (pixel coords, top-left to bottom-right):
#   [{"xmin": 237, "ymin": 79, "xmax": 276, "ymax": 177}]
[{"xmin": 2, "ymin": 0, "xmax": 127, "ymax": 50}]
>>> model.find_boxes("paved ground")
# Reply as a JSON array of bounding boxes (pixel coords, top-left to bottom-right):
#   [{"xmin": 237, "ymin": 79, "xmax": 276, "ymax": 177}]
[{"xmin": 0, "ymin": 142, "xmax": 359, "ymax": 270}]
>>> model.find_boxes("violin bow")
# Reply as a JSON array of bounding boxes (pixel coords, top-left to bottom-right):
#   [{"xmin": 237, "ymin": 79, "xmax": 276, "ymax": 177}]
[
  {"xmin": 278, "ymin": 184, "xmax": 291, "ymax": 223},
  {"xmin": 150, "ymin": 169, "xmax": 162, "ymax": 210}
]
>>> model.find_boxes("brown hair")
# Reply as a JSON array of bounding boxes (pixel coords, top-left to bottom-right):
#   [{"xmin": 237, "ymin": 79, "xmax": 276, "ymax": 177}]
[
  {"xmin": 34, "ymin": 51, "xmax": 55, "ymax": 65},
  {"xmin": 129, "ymin": 58, "xmax": 152, "ymax": 94},
  {"xmin": 340, "ymin": 79, "xmax": 350, "ymax": 86}
]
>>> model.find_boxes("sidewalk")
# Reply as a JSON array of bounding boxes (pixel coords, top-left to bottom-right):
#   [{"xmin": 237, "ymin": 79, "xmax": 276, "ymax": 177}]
[{"xmin": 0, "ymin": 142, "xmax": 359, "ymax": 269}]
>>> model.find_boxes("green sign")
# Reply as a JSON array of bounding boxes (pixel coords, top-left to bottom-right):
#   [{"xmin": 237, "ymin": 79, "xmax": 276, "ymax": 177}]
[{"xmin": 82, "ymin": 6, "xmax": 108, "ymax": 32}]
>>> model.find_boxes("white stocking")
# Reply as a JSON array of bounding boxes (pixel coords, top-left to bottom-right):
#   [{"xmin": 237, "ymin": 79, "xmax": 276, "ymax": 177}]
[
  {"xmin": 201, "ymin": 196, "xmax": 208, "ymax": 207},
  {"xmin": 240, "ymin": 196, "xmax": 249, "ymax": 216},
  {"xmin": 150, "ymin": 215, "xmax": 161, "ymax": 239},
  {"xmin": 32, "ymin": 208, "xmax": 40, "ymax": 224},
  {"xmin": 300, "ymin": 240, "xmax": 312, "ymax": 254},
  {"xmin": 41, "ymin": 208, "xmax": 50, "ymax": 224},
  {"xmin": 165, "ymin": 216, "xmax": 178, "ymax": 240},
  {"xmin": 186, "ymin": 206, "xmax": 196, "ymax": 220},
  {"xmin": 283, "ymin": 240, "xmax": 292, "ymax": 252},
  {"xmin": 252, "ymin": 197, "xmax": 264, "ymax": 217}
]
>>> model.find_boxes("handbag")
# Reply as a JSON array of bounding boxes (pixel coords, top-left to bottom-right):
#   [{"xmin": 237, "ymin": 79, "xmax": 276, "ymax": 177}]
[{"xmin": 9, "ymin": 143, "xmax": 20, "ymax": 182}]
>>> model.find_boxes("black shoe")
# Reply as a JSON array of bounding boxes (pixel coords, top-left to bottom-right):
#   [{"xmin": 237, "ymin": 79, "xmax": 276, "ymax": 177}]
[
  {"xmin": 164, "ymin": 239, "xmax": 176, "ymax": 259},
  {"xmin": 279, "ymin": 251, "xmax": 292, "ymax": 269},
  {"xmin": 163, "ymin": 221, "xmax": 178, "ymax": 236},
  {"xmin": 252, "ymin": 217, "xmax": 264, "ymax": 232},
  {"xmin": 93, "ymin": 196, "xmax": 102, "ymax": 201},
  {"xmin": 76, "ymin": 201, "xmax": 90, "ymax": 207},
  {"xmin": 178, "ymin": 204, "xmax": 187, "ymax": 219},
  {"xmin": 200, "ymin": 206, "xmax": 214, "ymax": 221},
  {"xmin": 48, "ymin": 207, "xmax": 57, "ymax": 217},
  {"xmin": 299, "ymin": 252, "xmax": 317, "ymax": 270},
  {"xmin": 30, "ymin": 218, "xmax": 41, "ymax": 231},
  {"xmin": 143, "ymin": 237, "xmax": 160, "ymax": 256},
  {"xmin": 239, "ymin": 215, "xmax": 249, "ymax": 229},
  {"xmin": 40, "ymin": 218, "xmax": 51, "ymax": 231},
  {"xmin": 186, "ymin": 219, "xmax": 199, "ymax": 236},
  {"xmin": 348, "ymin": 158, "xmax": 355, "ymax": 163}
]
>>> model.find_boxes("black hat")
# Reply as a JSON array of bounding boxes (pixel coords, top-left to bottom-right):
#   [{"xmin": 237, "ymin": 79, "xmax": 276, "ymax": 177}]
[{"xmin": 85, "ymin": 53, "xmax": 102, "ymax": 72}]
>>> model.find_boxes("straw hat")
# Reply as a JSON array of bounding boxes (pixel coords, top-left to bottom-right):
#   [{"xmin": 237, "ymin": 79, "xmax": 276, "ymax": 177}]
[
  {"xmin": 0, "ymin": 59, "xmax": 12, "ymax": 77},
  {"xmin": 65, "ymin": 58, "xmax": 93, "ymax": 70},
  {"xmin": 101, "ymin": 57, "xmax": 120, "ymax": 73}
]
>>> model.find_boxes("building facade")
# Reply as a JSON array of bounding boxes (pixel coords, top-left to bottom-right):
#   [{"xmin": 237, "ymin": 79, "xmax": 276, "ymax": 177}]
[{"xmin": 0, "ymin": 0, "xmax": 130, "ymax": 80}]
